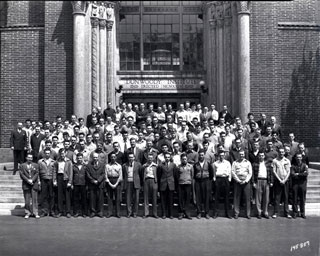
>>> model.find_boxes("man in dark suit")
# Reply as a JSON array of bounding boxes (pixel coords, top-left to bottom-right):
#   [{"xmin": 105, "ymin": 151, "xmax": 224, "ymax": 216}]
[
  {"xmin": 157, "ymin": 152, "xmax": 177, "ymax": 219},
  {"xmin": 125, "ymin": 137, "xmax": 143, "ymax": 164},
  {"xmin": 256, "ymin": 113, "xmax": 269, "ymax": 136},
  {"xmin": 86, "ymin": 152, "xmax": 106, "ymax": 218},
  {"xmin": 270, "ymin": 116, "xmax": 282, "ymax": 139},
  {"xmin": 194, "ymin": 150, "xmax": 214, "ymax": 219},
  {"xmin": 103, "ymin": 102, "xmax": 116, "ymax": 121},
  {"xmin": 19, "ymin": 153, "xmax": 40, "ymax": 219},
  {"xmin": 10, "ymin": 122, "xmax": 28, "ymax": 175},
  {"xmin": 122, "ymin": 152, "xmax": 142, "ymax": 218},
  {"xmin": 30, "ymin": 126, "xmax": 45, "ymax": 163},
  {"xmin": 86, "ymin": 107, "xmax": 102, "ymax": 128},
  {"xmin": 142, "ymin": 139, "xmax": 159, "ymax": 164}
]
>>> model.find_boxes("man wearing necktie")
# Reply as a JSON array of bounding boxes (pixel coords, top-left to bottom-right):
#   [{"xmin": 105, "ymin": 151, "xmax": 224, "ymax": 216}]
[{"xmin": 122, "ymin": 152, "xmax": 143, "ymax": 218}]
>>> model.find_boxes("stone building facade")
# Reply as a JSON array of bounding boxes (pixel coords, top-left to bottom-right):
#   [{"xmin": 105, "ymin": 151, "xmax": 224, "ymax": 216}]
[{"xmin": 0, "ymin": 1, "xmax": 319, "ymax": 149}]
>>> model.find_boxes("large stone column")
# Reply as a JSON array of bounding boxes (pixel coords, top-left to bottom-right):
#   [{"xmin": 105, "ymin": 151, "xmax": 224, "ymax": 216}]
[
  {"xmin": 238, "ymin": 1, "xmax": 251, "ymax": 122},
  {"xmin": 72, "ymin": 1, "xmax": 87, "ymax": 118},
  {"xmin": 106, "ymin": 3, "xmax": 115, "ymax": 107},
  {"xmin": 99, "ymin": 6, "xmax": 107, "ymax": 111},
  {"xmin": 91, "ymin": 3, "xmax": 99, "ymax": 108}
]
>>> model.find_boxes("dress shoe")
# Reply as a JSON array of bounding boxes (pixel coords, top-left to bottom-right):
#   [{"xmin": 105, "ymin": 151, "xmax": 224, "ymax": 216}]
[
  {"xmin": 127, "ymin": 214, "xmax": 131, "ymax": 218},
  {"xmin": 196, "ymin": 213, "xmax": 201, "ymax": 219},
  {"xmin": 205, "ymin": 214, "xmax": 210, "ymax": 219},
  {"xmin": 40, "ymin": 212, "xmax": 48, "ymax": 218},
  {"xmin": 142, "ymin": 215, "xmax": 147, "ymax": 219},
  {"xmin": 186, "ymin": 215, "xmax": 192, "ymax": 220},
  {"xmin": 73, "ymin": 213, "xmax": 79, "ymax": 218},
  {"xmin": 162, "ymin": 215, "xmax": 166, "ymax": 219},
  {"xmin": 234, "ymin": 214, "xmax": 239, "ymax": 219},
  {"xmin": 35, "ymin": 215, "xmax": 40, "ymax": 219},
  {"xmin": 178, "ymin": 214, "xmax": 183, "ymax": 220},
  {"xmin": 66, "ymin": 213, "xmax": 71, "ymax": 218},
  {"xmin": 263, "ymin": 213, "xmax": 269, "ymax": 219},
  {"xmin": 286, "ymin": 214, "xmax": 292, "ymax": 219},
  {"xmin": 116, "ymin": 214, "xmax": 121, "ymax": 218},
  {"xmin": 257, "ymin": 215, "xmax": 262, "ymax": 219},
  {"xmin": 82, "ymin": 214, "xmax": 87, "ymax": 218},
  {"xmin": 247, "ymin": 215, "xmax": 251, "ymax": 219},
  {"xmin": 154, "ymin": 215, "xmax": 159, "ymax": 219},
  {"xmin": 105, "ymin": 213, "xmax": 111, "ymax": 218},
  {"xmin": 133, "ymin": 214, "xmax": 137, "ymax": 218},
  {"xmin": 292, "ymin": 213, "xmax": 297, "ymax": 219},
  {"xmin": 169, "ymin": 216, "xmax": 174, "ymax": 219},
  {"xmin": 213, "ymin": 213, "xmax": 218, "ymax": 219},
  {"xmin": 90, "ymin": 213, "xmax": 95, "ymax": 218},
  {"xmin": 24, "ymin": 214, "xmax": 30, "ymax": 219},
  {"xmin": 55, "ymin": 213, "xmax": 62, "ymax": 218},
  {"xmin": 301, "ymin": 214, "xmax": 306, "ymax": 219},
  {"xmin": 272, "ymin": 214, "xmax": 277, "ymax": 219}
]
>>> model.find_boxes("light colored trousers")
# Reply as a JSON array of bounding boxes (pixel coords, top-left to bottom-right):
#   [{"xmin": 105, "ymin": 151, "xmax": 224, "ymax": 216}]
[{"xmin": 255, "ymin": 179, "xmax": 269, "ymax": 216}]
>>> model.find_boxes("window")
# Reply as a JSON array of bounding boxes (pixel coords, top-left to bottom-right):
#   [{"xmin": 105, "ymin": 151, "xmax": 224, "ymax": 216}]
[{"xmin": 119, "ymin": 1, "xmax": 203, "ymax": 71}]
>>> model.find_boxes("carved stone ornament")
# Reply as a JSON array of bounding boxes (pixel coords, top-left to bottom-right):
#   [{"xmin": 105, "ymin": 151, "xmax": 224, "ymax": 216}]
[
  {"xmin": 98, "ymin": 5, "xmax": 106, "ymax": 19},
  {"xmin": 209, "ymin": 19, "xmax": 216, "ymax": 28},
  {"xmin": 106, "ymin": 7, "xmax": 113, "ymax": 20},
  {"xmin": 99, "ymin": 19, "xmax": 107, "ymax": 28},
  {"xmin": 72, "ymin": 1, "xmax": 87, "ymax": 15},
  {"xmin": 91, "ymin": 17, "xmax": 99, "ymax": 28},
  {"xmin": 106, "ymin": 20, "xmax": 114, "ymax": 31},
  {"xmin": 91, "ymin": 3, "xmax": 98, "ymax": 17},
  {"xmin": 238, "ymin": 1, "xmax": 250, "ymax": 14}
]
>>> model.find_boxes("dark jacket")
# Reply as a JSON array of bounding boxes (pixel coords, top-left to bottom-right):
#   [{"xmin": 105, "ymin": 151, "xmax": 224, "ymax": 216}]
[
  {"xmin": 252, "ymin": 161, "xmax": 274, "ymax": 184},
  {"xmin": 10, "ymin": 129, "xmax": 27, "ymax": 150},
  {"xmin": 157, "ymin": 162, "xmax": 177, "ymax": 191},
  {"xmin": 19, "ymin": 162, "xmax": 39, "ymax": 190},
  {"xmin": 122, "ymin": 161, "xmax": 142, "ymax": 189},
  {"xmin": 53, "ymin": 157, "xmax": 73, "ymax": 183},
  {"xmin": 30, "ymin": 133, "xmax": 45, "ymax": 156},
  {"xmin": 291, "ymin": 162, "xmax": 308, "ymax": 182},
  {"xmin": 193, "ymin": 161, "xmax": 213, "ymax": 180},
  {"xmin": 86, "ymin": 161, "xmax": 105, "ymax": 189},
  {"xmin": 73, "ymin": 164, "xmax": 87, "ymax": 186},
  {"xmin": 125, "ymin": 147, "xmax": 144, "ymax": 164}
]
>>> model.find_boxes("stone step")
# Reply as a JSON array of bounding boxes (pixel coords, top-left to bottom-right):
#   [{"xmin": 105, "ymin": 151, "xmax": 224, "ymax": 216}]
[
  {"xmin": 0, "ymin": 180, "xmax": 22, "ymax": 185},
  {"xmin": 0, "ymin": 191, "xmax": 24, "ymax": 197},
  {"xmin": 0, "ymin": 175, "xmax": 23, "ymax": 180},
  {"xmin": 0, "ymin": 197, "xmax": 25, "ymax": 203},
  {"xmin": 0, "ymin": 186, "xmax": 22, "ymax": 191},
  {"xmin": 306, "ymin": 198, "xmax": 320, "ymax": 203},
  {"xmin": 308, "ymin": 180, "xmax": 320, "ymax": 185}
]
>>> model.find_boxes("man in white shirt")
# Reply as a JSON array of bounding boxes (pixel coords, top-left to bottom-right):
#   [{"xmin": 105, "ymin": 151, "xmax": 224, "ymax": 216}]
[
  {"xmin": 212, "ymin": 150, "xmax": 232, "ymax": 218},
  {"xmin": 271, "ymin": 147, "xmax": 291, "ymax": 219},
  {"xmin": 209, "ymin": 104, "xmax": 219, "ymax": 124},
  {"xmin": 231, "ymin": 149, "xmax": 252, "ymax": 219}
]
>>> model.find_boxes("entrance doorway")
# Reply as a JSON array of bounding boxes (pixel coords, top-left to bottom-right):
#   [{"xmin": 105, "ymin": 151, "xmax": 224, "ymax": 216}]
[{"xmin": 122, "ymin": 93, "xmax": 201, "ymax": 111}]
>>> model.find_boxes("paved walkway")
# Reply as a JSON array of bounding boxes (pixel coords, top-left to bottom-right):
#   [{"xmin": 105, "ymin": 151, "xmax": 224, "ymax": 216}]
[{"xmin": 0, "ymin": 216, "xmax": 319, "ymax": 256}]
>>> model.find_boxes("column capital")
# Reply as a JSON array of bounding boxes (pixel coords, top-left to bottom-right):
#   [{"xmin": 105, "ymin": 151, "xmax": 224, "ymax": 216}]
[
  {"xmin": 91, "ymin": 17, "xmax": 99, "ymax": 28},
  {"xmin": 237, "ymin": 1, "xmax": 251, "ymax": 15},
  {"xmin": 99, "ymin": 19, "xmax": 107, "ymax": 28},
  {"xmin": 106, "ymin": 20, "xmax": 114, "ymax": 31},
  {"xmin": 71, "ymin": 1, "xmax": 88, "ymax": 15}
]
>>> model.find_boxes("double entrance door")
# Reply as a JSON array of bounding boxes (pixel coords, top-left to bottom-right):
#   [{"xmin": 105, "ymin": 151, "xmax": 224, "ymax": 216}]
[{"xmin": 122, "ymin": 93, "xmax": 201, "ymax": 111}]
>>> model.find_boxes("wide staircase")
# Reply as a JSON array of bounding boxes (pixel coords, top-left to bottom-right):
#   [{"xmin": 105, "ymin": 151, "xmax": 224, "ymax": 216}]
[{"xmin": 0, "ymin": 162, "xmax": 319, "ymax": 216}]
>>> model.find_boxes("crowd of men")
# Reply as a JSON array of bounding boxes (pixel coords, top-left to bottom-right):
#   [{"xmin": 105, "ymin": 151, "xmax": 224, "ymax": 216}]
[{"xmin": 10, "ymin": 101, "xmax": 309, "ymax": 220}]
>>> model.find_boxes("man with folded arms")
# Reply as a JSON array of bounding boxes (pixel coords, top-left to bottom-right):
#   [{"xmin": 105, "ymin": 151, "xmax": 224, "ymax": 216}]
[
  {"xmin": 212, "ymin": 150, "xmax": 232, "ymax": 219},
  {"xmin": 105, "ymin": 152, "xmax": 123, "ymax": 218},
  {"xmin": 231, "ymin": 149, "xmax": 252, "ymax": 219},
  {"xmin": 38, "ymin": 148, "xmax": 55, "ymax": 217},
  {"xmin": 272, "ymin": 147, "xmax": 291, "ymax": 219},
  {"xmin": 291, "ymin": 153, "xmax": 308, "ymax": 219},
  {"xmin": 252, "ymin": 151, "xmax": 273, "ymax": 219}
]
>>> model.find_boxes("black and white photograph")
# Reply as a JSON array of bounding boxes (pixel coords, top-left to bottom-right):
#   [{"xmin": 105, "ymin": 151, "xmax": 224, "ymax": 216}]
[{"xmin": 0, "ymin": 1, "xmax": 319, "ymax": 255}]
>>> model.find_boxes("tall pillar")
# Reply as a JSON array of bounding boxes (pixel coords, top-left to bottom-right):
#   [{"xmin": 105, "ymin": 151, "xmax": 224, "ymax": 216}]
[
  {"xmin": 99, "ymin": 6, "xmax": 107, "ymax": 111},
  {"xmin": 72, "ymin": 1, "xmax": 87, "ymax": 118},
  {"xmin": 238, "ymin": 1, "xmax": 251, "ymax": 122},
  {"xmin": 91, "ymin": 4, "xmax": 99, "ymax": 108},
  {"xmin": 106, "ymin": 3, "xmax": 115, "ymax": 107}
]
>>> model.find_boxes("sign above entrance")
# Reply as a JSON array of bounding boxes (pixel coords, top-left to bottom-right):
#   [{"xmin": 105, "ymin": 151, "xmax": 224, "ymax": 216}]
[{"xmin": 122, "ymin": 79, "xmax": 201, "ymax": 91}]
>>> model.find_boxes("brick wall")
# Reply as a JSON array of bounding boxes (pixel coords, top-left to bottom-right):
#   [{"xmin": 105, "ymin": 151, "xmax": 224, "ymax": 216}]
[
  {"xmin": 43, "ymin": 1, "xmax": 73, "ymax": 122},
  {"xmin": 0, "ymin": 29, "xmax": 44, "ymax": 147},
  {"xmin": 250, "ymin": 0, "xmax": 320, "ymax": 147}
]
